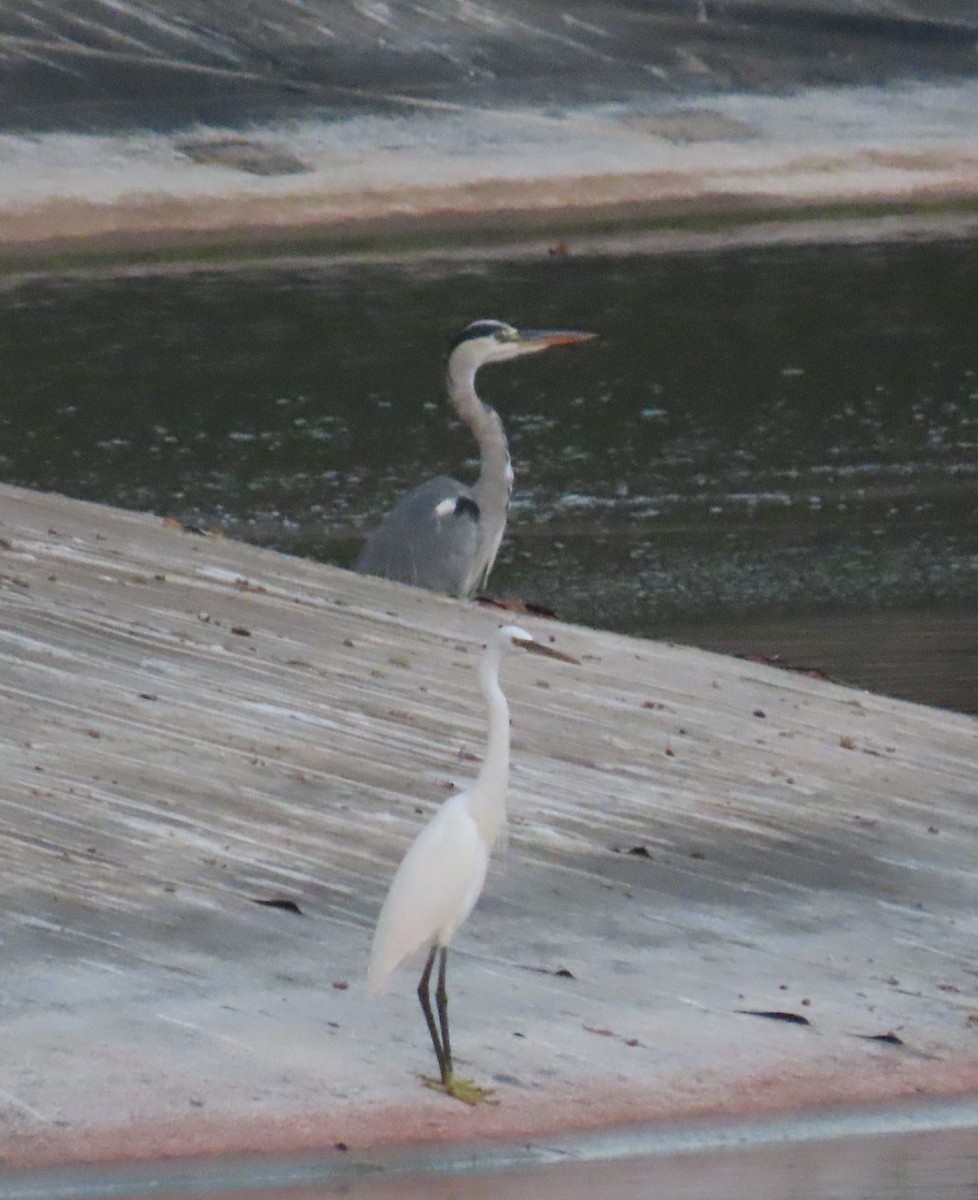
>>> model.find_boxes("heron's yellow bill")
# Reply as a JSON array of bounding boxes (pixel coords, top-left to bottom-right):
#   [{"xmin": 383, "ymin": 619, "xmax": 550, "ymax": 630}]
[
  {"xmin": 514, "ymin": 636, "xmax": 580, "ymax": 665},
  {"xmin": 519, "ymin": 330, "xmax": 597, "ymax": 350}
]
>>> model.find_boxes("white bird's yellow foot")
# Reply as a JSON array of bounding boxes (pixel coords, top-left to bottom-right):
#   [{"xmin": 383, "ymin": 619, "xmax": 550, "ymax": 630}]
[{"xmin": 422, "ymin": 1074, "xmax": 499, "ymax": 1106}]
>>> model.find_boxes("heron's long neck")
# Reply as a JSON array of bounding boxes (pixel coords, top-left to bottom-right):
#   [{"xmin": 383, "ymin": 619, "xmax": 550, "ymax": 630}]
[
  {"xmin": 466, "ymin": 647, "xmax": 510, "ymax": 847},
  {"xmin": 446, "ymin": 361, "xmax": 512, "ymax": 505}
]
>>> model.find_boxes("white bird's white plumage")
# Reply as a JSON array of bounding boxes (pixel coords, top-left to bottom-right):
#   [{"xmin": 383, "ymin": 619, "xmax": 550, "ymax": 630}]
[
  {"xmin": 365, "ymin": 624, "xmax": 578, "ymax": 1103},
  {"xmin": 367, "ymin": 624, "xmax": 519, "ymax": 997},
  {"xmin": 367, "ymin": 793, "xmax": 489, "ymax": 997}
]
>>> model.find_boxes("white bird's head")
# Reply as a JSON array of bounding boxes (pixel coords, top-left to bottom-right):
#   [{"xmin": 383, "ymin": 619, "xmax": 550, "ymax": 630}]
[
  {"xmin": 494, "ymin": 623, "xmax": 580, "ymax": 664},
  {"xmin": 448, "ymin": 319, "xmax": 596, "ymax": 372}
]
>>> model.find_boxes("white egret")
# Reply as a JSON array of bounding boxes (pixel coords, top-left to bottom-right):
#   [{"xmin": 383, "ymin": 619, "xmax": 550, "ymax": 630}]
[{"xmin": 367, "ymin": 624, "xmax": 578, "ymax": 1104}]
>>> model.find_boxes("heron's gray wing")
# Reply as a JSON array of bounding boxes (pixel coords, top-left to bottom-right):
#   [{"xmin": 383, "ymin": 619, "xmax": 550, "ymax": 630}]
[{"xmin": 354, "ymin": 475, "xmax": 481, "ymax": 598}]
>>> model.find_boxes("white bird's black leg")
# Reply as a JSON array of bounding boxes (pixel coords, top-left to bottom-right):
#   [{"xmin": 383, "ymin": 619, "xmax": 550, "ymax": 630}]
[
  {"xmin": 417, "ymin": 944, "xmax": 449, "ymax": 1083},
  {"xmin": 434, "ymin": 946, "xmax": 453, "ymax": 1080},
  {"xmin": 418, "ymin": 943, "xmax": 497, "ymax": 1106}
]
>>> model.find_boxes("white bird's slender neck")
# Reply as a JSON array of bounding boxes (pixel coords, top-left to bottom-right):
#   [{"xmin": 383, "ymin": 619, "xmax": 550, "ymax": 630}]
[{"xmin": 465, "ymin": 643, "xmax": 511, "ymax": 847}]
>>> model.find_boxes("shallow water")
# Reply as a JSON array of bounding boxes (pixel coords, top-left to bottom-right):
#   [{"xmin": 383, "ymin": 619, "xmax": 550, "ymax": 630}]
[
  {"xmin": 182, "ymin": 1126, "xmax": 978, "ymax": 1200},
  {"xmin": 10, "ymin": 1106, "xmax": 978, "ymax": 1200},
  {"xmin": 1, "ymin": 238, "xmax": 976, "ymax": 708}
]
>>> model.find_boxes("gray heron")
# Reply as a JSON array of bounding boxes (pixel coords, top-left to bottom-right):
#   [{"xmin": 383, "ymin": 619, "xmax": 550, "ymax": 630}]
[
  {"xmin": 354, "ymin": 319, "xmax": 595, "ymax": 598},
  {"xmin": 367, "ymin": 624, "xmax": 579, "ymax": 1104}
]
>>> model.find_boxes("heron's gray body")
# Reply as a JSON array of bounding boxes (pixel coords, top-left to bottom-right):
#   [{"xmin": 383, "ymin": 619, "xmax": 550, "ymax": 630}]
[
  {"xmin": 354, "ymin": 320, "xmax": 594, "ymax": 600},
  {"xmin": 354, "ymin": 474, "xmax": 486, "ymax": 598}
]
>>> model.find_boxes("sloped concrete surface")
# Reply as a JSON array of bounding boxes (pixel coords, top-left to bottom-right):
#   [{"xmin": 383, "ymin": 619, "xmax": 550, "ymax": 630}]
[
  {"xmin": 0, "ymin": 482, "xmax": 977, "ymax": 1169},
  {"xmin": 0, "ymin": 3, "xmax": 978, "ymax": 260},
  {"xmin": 1, "ymin": 1, "xmax": 977, "ymax": 132}
]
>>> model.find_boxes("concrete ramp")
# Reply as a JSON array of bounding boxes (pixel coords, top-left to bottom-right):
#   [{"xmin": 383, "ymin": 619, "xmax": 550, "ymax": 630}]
[
  {"xmin": 0, "ymin": 481, "xmax": 976, "ymax": 1168},
  {"xmin": 2, "ymin": 1, "xmax": 977, "ymax": 132}
]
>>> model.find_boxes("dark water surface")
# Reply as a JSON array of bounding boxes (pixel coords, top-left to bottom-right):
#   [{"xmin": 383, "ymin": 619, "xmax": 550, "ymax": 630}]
[{"xmin": 1, "ymin": 239, "xmax": 976, "ymax": 709}]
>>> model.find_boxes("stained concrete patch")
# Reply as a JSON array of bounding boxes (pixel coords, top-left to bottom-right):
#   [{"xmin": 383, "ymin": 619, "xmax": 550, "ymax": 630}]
[
  {"xmin": 615, "ymin": 110, "xmax": 758, "ymax": 143},
  {"xmin": 175, "ymin": 137, "xmax": 311, "ymax": 176}
]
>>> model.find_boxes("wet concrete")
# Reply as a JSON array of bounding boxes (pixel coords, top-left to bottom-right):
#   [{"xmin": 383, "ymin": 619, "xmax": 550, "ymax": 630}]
[
  {"xmin": 0, "ymin": 482, "xmax": 977, "ymax": 1173},
  {"xmin": 2, "ymin": 2, "xmax": 977, "ymax": 135},
  {"xmin": 0, "ymin": 1, "xmax": 977, "ymax": 266}
]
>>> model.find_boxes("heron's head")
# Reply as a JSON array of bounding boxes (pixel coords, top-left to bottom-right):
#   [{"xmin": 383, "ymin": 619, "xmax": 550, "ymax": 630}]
[
  {"xmin": 494, "ymin": 623, "xmax": 580, "ymax": 664},
  {"xmin": 449, "ymin": 320, "xmax": 596, "ymax": 371}
]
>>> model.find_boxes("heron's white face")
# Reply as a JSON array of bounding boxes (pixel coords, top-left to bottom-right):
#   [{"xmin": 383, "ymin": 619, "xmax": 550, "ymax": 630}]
[
  {"xmin": 497, "ymin": 623, "xmax": 534, "ymax": 650},
  {"xmin": 449, "ymin": 320, "xmax": 596, "ymax": 373},
  {"xmin": 451, "ymin": 322, "xmax": 536, "ymax": 370}
]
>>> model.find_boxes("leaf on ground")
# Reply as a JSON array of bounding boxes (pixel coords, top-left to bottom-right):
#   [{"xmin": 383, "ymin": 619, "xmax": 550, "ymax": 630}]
[
  {"xmin": 250, "ymin": 897, "xmax": 303, "ymax": 915},
  {"xmin": 855, "ymin": 1031, "xmax": 904, "ymax": 1045},
  {"xmin": 736, "ymin": 1009, "xmax": 811, "ymax": 1026}
]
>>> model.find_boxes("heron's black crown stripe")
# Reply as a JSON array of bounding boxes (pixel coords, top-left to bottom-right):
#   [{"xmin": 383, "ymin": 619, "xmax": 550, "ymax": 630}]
[{"xmin": 449, "ymin": 320, "xmax": 513, "ymax": 350}]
